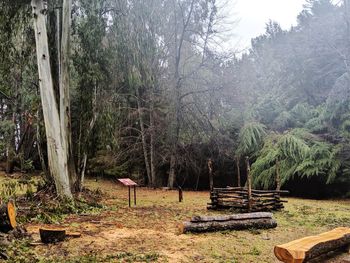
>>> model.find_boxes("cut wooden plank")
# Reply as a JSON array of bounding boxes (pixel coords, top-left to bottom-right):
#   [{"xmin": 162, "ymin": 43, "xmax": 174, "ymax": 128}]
[
  {"xmin": 274, "ymin": 227, "xmax": 350, "ymax": 263},
  {"xmin": 0, "ymin": 200, "xmax": 17, "ymax": 233}
]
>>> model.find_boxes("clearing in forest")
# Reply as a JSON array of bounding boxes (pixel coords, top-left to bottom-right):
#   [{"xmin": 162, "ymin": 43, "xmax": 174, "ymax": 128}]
[{"xmin": 2, "ymin": 177, "xmax": 347, "ymax": 263}]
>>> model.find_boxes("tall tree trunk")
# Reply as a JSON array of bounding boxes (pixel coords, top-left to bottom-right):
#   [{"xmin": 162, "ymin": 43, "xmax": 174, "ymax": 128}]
[
  {"xmin": 31, "ymin": 0, "xmax": 72, "ymax": 199},
  {"xmin": 60, "ymin": 0, "xmax": 77, "ymax": 191},
  {"xmin": 235, "ymin": 156, "xmax": 241, "ymax": 187},
  {"xmin": 136, "ymin": 87, "xmax": 152, "ymax": 185},
  {"xmin": 168, "ymin": 154, "xmax": 176, "ymax": 188},
  {"xmin": 77, "ymin": 83, "xmax": 98, "ymax": 191},
  {"xmin": 168, "ymin": 0, "xmax": 195, "ymax": 189},
  {"xmin": 149, "ymin": 90, "xmax": 156, "ymax": 187}
]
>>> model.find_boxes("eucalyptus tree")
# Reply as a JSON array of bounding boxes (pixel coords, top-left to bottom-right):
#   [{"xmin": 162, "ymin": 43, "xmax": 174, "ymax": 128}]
[{"xmin": 31, "ymin": 0, "xmax": 73, "ymax": 198}]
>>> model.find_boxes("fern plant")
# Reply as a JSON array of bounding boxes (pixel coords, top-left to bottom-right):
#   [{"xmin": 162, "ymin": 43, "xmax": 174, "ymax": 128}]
[
  {"xmin": 237, "ymin": 122, "xmax": 267, "ymax": 157},
  {"xmin": 252, "ymin": 129, "xmax": 341, "ymax": 189},
  {"xmin": 252, "ymin": 131, "xmax": 309, "ymax": 189}
]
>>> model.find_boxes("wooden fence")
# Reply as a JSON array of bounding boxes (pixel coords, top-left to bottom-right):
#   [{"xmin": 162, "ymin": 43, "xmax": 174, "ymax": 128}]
[{"xmin": 208, "ymin": 187, "xmax": 288, "ymax": 212}]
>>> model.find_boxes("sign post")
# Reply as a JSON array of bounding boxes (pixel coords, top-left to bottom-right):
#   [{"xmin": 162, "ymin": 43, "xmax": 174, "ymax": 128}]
[{"xmin": 118, "ymin": 178, "xmax": 138, "ymax": 207}]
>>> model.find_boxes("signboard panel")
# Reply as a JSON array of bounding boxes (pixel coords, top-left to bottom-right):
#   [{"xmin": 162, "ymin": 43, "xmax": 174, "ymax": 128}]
[{"xmin": 118, "ymin": 178, "xmax": 137, "ymax": 186}]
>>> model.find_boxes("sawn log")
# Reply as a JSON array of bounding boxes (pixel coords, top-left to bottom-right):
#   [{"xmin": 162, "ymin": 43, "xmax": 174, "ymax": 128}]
[
  {"xmin": 180, "ymin": 212, "xmax": 277, "ymax": 233},
  {"xmin": 0, "ymin": 200, "xmax": 17, "ymax": 233},
  {"xmin": 274, "ymin": 227, "xmax": 350, "ymax": 263}
]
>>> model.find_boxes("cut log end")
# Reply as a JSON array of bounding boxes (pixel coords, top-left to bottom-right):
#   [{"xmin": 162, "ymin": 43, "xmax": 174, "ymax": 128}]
[
  {"xmin": 0, "ymin": 200, "xmax": 17, "ymax": 232},
  {"xmin": 7, "ymin": 201, "xmax": 17, "ymax": 229},
  {"xmin": 274, "ymin": 227, "xmax": 350, "ymax": 263},
  {"xmin": 39, "ymin": 228, "xmax": 66, "ymax": 244}
]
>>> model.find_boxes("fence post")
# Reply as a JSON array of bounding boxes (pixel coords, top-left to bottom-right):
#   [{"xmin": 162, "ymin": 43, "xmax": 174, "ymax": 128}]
[{"xmin": 246, "ymin": 157, "xmax": 252, "ymax": 212}]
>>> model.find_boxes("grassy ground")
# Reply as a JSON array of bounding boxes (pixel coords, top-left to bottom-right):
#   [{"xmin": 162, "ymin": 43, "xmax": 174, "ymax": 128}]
[{"xmin": 1, "ymin": 174, "xmax": 350, "ymax": 262}]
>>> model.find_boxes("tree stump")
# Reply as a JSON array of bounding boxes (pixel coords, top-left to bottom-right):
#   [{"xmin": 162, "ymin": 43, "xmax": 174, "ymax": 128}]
[
  {"xmin": 0, "ymin": 200, "xmax": 17, "ymax": 233},
  {"xmin": 39, "ymin": 228, "xmax": 66, "ymax": 243}
]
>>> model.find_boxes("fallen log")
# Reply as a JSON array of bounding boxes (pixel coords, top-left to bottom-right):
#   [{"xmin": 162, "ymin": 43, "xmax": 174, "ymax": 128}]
[
  {"xmin": 191, "ymin": 212, "xmax": 273, "ymax": 222},
  {"xmin": 180, "ymin": 212, "xmax": 277, "ymax": 233},
  {"xmin": 274, "ymin": 227, "xmax": 350, "ymax": 263},
  {"xmin": 0, "ymin": 200, "xmax": 17, "ymax": 233}
]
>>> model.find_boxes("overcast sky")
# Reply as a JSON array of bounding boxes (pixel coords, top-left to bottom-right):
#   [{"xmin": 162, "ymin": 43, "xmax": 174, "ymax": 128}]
[{"xmin": 222, "ymin": 0, "xmax": 307, "ymax": 51}]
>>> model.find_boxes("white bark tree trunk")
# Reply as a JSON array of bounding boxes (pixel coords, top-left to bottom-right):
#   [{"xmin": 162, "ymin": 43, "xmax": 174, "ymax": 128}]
[
  {"xmin": 31, "ymin": 0, "xmax": 72, "ymax": 199},
  {"xmin": 60, "ymin": 0, "xmax": 77, "ymax": 190}
]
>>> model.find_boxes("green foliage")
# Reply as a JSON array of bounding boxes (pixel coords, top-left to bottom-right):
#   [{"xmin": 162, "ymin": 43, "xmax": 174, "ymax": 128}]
[
  {"xmin": 237, "ymin": 122, "xmax": 267, "ymax": 157},
  {"xmin": 0, "ymin": 181, "xmax": 18, "ymax": 201},
  {"xmin": 252, "ymin": 129, "xmax": 342, "ymax": 189},
  {"xmin": 295, "ymin": 142, "xmax": 341, "ymax": 183}
]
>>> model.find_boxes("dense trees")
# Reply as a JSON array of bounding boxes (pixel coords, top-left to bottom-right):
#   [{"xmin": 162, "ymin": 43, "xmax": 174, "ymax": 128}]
[
  {"xmin": 0, "ymin": 0, "xmax": 349, "ymax": 197},
  {"xmin": 231, "ymin": 0, "xmax": 350, "ymax": 195}
]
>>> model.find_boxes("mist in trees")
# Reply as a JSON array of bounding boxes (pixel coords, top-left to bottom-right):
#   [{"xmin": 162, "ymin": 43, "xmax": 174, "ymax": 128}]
[{"xmin": 0, "ymin": 0, "xmax": 349, "ymax": 198}]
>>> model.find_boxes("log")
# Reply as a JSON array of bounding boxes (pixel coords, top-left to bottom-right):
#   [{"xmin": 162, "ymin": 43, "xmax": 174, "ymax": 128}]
[
  {"xmin": 180, "ymin": 212, "xmax": 277, "ymax": 233},
  {"xmin": 191, "ymin": 212, "xmax": 273, "ymax": 222},
  {"xmin": 0, "ymin": 200, "xmax": 17, "ymax": 233},
  {"xmin": 274, "ymin": 227, "xmax": 350, "ymax": 263},
  {"xmin": 39, "ymin": 228, "xmax": 66, "ymax": 243}
]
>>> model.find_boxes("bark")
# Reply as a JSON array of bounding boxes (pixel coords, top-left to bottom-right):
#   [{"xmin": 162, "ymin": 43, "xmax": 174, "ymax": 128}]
[
  {"xmin": 136, "ymin": 87, "xmax": 151, "ymax": 185},
  {"xmin": 149, "ymin": 90, "xmax": 156, "ymax": 186},
  {"xmin": 191, "ymin": 212, "xmax": 273, "ymax": 223},
  {"xmin": 275, "ymin": 160, "xmax": 281, "ymax": 191},
  {"xmin": 235, "ymin": 156, "xmax": 241, "ymax": 187},
  {"xmin": 31, "ymin": 0, "xmax": 72, "ymax": 199},
  {"xmin": 246, "ymin": 157, "xmax": 252, "ymax": 212},
  {"xmin": 181, "ymin": 216, "xmax": 277, "ymax": 234},
  {"xmin": 208, "ymin": 158, "xmax": 214, "ymax": 190},
  {"xmin": 168, "ymin": 154, "xmax": 176, "ymax": 188},
  {"xmin": 274, "ymin": 227, "xmax": 350, "ymax": 263},
  {"xmin": 79, "ymin": 153, "xmax": 87, "ymax": 191},
  {"xmin": 60, "ymin": 0, "xmax": 77, "ymax": 190}
]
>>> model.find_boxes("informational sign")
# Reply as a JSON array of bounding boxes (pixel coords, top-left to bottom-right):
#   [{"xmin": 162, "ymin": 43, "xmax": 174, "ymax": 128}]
[
  {"xmin": 117, "ymin": 178, "xmax": 137, "ymax": 207},
  {"xmin": 117, "ymin": 178, "xmax": 137, "ymax": 186}
]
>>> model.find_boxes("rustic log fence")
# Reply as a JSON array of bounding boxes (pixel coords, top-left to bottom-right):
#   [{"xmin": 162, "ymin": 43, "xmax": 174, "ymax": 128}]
[{"xmin": 208, "ymin": 187, "xmax": 288, "ymax": 212}]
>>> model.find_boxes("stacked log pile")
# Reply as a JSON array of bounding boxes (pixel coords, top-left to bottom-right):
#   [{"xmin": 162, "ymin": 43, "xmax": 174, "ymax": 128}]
[
  {"xmin": 208, "ymin": 187, "xmax": 288, "ymax": 212},
  {"xmin": 180, "ymin": 212, "xmax": 277, "ymax": 233}
]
